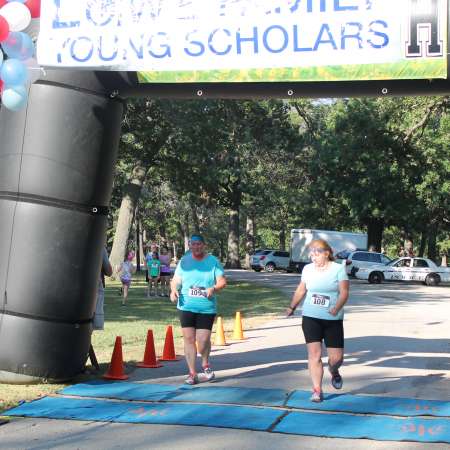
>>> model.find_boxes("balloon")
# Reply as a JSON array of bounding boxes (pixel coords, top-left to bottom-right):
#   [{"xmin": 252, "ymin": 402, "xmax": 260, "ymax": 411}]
[
  {"xmin": 1, "ymin": 31, "xmax": 24, "ymax": 58},
  {"xmin": 1, "ymin": 58, "xmax": 27, "ymax": 85},
  {"xmin": 7, "ymin": 0, "xmax": 27, "ymax": 3},
  {"xmin": 0, "ymin": 48, "xmax": 3, "ymax": 65},
  {"xmin": 18, "ymin": 30, "xmax": 34, "ymax": 59},
  {"xmin": 24, "ymin": 0, "xmax": 39, "ymax": 18},
  {"xmin": 24, "ymin": 56, "xmax": 41, "ymax": 83},
  {"xmin": 1, "ymin": 83, "xmax": 27, "ymax": 111},
  {"xmin": 0, "ymin": 14, "xmax": 9, "ymax": 41},
  {"xmin": 0, "ymin": 0, "xmax": 6, "ymax": 7},
  {"xmin": 0, "ymin": 2, "xmax": 31, "ymax": 31},
  {"xmin": 2, "ymin": 30, "xmax": 34, "ymax": 60}
]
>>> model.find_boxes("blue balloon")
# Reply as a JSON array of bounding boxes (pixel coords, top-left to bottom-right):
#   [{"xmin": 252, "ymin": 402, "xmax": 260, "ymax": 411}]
[
  {"xmin": 1, "ymin": 32, "xmax": 24, "ymax": 59},
  {"xmin": 1, "ymin": 58, "xmax": 28, "ymax": 85},
  {"xmin": 18, "ymin": 33, "xmax": 35, "ymax": 60},
  {"xmin": 1, "ymin": 84, "xmax": 28, "ymax": 111}
]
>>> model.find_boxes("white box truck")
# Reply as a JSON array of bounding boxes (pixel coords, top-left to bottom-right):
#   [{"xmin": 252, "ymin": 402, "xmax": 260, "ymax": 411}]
[{"xmin": 290, "ymin": 229, "xmax": 368, "ymax": 272}]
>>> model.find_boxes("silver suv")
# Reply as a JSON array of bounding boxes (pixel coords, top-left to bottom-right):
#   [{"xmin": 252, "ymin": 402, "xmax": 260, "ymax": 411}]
[
  {"xmin": 251, "ymin": 250, "xmax": 290, "ymax": 272},
  {"xmin": 336, "ymin": 250, "xmax": 392, "ymax": 277}
]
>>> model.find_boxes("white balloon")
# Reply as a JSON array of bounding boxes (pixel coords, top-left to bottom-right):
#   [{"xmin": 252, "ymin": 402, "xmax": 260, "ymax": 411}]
[
  {"xmin": 0, "ymin": 48, "xmax": 3, "ymax": 66},
  {"xmin": 0, "ymin": 2, "xmax": 31, "ymax": 32}
]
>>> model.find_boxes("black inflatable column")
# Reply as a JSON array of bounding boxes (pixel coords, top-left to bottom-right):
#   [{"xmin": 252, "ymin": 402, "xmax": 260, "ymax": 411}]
[{"xmin": 0, "ymin": 71, "xmax": 124, "ymax": 383}]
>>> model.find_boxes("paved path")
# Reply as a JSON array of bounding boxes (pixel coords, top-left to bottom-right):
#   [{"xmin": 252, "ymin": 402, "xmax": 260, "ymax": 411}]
[{"xmin": 1, "ymin": 271, "xmax": 450, "ymax": 449}]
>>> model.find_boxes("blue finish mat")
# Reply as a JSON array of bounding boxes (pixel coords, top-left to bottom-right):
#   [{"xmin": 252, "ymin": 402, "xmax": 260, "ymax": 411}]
[
  {"xmin": 274, "ymin": 411, "xmax": 450, "ymax": 443},
  {"xmin": 61, "ymin": 381, "xmax": 180, "ymax": 402},
  {"xmin": 60, "ymin": 381, "xmax": 289, "ymax": 407},
  {"xmin": 287, "ymin": 391, "xmax": 450, "ymax": 417},
  {"xmin": 5, "ymin": 396, "xmax": 450, "ymax": 443},
  {"xmin": 5, "ymin": 396, "xmax": 281, "ymax": 431}
]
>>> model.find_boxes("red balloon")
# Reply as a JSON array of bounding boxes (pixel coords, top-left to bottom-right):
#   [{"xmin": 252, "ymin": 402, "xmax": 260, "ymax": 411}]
[
  {"xmin": 0, "ymin": 15, "xmax": 9, "ymax": 42},
  {"xmin": 25, "ymin": 0, "xmax": 41, "ymax": 19},
  {"xmin": 0, "ymin": 0, "xmax": 7, "ymax": 8},
  {"xmin": 0, "ymin": 80, "xmax": 4, "ymax": 95}
]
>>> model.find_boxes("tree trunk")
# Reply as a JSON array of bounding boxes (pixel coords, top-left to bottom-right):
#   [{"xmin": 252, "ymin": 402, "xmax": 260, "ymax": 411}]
[
  {"xmin": 226, "ymin": 208, "xmax": 241, "ymax": 268},
  {"xmin": 245, "ymin": 215, "xmax": 255, "ymax": 269},
  {"xmin": 367, "ymin": 218, "xmax": 384, "ymax": 252},
  {"xmin": 427, "ymin": 224, "xmax": 438, "ymax": 261},
  {"xmin": 135, "ymin": 211, "xmax": 141, "ymax": 272},
  {"xmin": 110, "ymin": 164, "xmax": 147, "ymax": 274},
  {"xmin": 192, "ymin": 207, "xmax": 200, "ymax": 234},
  {"xmin": 184, "ymin": 212, "xmax": 190, "ymax": 251},
  {"xmin": 279, "ymin": 227, "xmax": 286, "ymax": 251},
  {"xmin": 418, "ymin": 231, "xmax": 427, "ymax": 257}
]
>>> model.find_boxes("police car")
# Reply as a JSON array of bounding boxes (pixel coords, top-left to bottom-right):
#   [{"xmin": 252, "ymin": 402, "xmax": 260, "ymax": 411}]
[{"xmin": 355, "ymin": 257, "xmax": 450, "ymax": 286}]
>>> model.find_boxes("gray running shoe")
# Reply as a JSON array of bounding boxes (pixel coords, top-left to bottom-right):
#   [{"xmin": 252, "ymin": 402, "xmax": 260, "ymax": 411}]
[
  {"xmin": 310, "ymin": 389, "xmax": 323, "ymax": 402},
  {"xmin": 200, "ymin": 366, "xmax": 215, "ymax": 382},
  {"xmin": 184, "ymin": 374, "xmax": 198, "ymax": 385},
  {"xmin": 331, "ymin": 372, "xmax": 343, "ymax": 389}
]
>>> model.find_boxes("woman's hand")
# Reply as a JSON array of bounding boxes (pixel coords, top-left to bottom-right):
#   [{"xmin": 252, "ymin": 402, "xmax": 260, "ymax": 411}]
[
  {"xmin": 205, "ymin": 287, "xmax": 215, "ymax": 299},
  {"xmin": 329, "ymin": 306, "xmax": 339, "ymax": 316},
  {"xmin": 169, "ymin": 290, "xmax": 179, "ymax": 303},
  {"xmin": 286, "ymin": 306, "xmax": 295, "ymax": 317}
]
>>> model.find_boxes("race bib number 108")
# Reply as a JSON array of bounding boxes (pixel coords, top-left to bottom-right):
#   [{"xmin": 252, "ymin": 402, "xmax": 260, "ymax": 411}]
[{"xmin": 311, "ymin": 294, "xmax": 330, "ymax": 307}]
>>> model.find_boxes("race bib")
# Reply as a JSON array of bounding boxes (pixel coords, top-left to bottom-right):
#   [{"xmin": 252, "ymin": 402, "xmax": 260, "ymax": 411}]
[
  {"xmin": 189, "ymin": 287, "xmax": 207, "ymax": 298},
  {"xmin": 311, "ymin": 294, "xmax": 330, "ymax": 308}
]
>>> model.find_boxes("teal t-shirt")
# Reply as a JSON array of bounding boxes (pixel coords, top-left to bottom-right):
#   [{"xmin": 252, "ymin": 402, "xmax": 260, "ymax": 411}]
[
  {"xmin": 174, "ymin": 253, "xmax": 225, "ymax": 314},
  {"xmin": 149, "ymin": 259, "xmax": 161, "ymax": 277},
  {"xmin": 301, "ymin": 262, "xmax": 348, "ymax": 320}
]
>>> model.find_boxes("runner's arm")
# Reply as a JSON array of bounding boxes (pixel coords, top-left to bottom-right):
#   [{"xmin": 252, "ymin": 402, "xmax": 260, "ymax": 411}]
[
  {"xmin": 286, "ymin": 281, "xmax": 306, "ymax": 316},
  {"xmin": 170, "ymin": 275, "xmax": 182, "ymax": 302},
  {"xmin": 206, "ymin": 275, "xmax": 226, "ymax": 298},
  {"xmin": 329, "ymin": 280, "xmax": 349, "ymax": 316}
]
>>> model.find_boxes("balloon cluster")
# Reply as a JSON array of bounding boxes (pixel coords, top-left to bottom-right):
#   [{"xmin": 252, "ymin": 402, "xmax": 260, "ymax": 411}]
[{"xmin": 0, "ymin": 0, "xmax": 40, "ymax": 111}]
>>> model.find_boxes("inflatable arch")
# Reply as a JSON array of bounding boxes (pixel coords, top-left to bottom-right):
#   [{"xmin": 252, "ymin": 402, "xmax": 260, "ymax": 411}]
[{"xmin": 1, "ymin": 0, "xmax": 450, "ymax": 382}]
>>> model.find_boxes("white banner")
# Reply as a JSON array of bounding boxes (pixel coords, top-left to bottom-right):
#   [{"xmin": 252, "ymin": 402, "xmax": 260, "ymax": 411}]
[{"xmin": 37, "ymin": 0, "xmax": 447, "ymax": 82}]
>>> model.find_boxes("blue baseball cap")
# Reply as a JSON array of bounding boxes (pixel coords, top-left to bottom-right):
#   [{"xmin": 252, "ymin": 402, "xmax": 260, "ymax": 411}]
[{"xmin": 190, "ymin": 234, "xmax": 205, "ymax": 243}]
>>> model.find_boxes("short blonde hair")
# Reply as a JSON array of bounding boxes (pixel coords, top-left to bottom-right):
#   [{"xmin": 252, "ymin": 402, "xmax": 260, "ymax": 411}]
[{"xmin": 309, "ymin": 239, "xmax": 335, "ymax": 261}]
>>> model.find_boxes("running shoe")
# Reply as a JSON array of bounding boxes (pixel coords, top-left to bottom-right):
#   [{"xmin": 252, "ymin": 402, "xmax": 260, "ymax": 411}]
[
  {"xmin": 310, "ymin": 389, "xmax": 323, "ymax": 402},
  {"xmin": 199, "ymin": 365, "xmax": 215, "ymax": 382},
  {"xmin": 184, "ymin": 373, "xmax": 198, "ymax": 385},
  {"xmin": 331, "ymin": 371, "xmax": 343, "ymax": 389}
]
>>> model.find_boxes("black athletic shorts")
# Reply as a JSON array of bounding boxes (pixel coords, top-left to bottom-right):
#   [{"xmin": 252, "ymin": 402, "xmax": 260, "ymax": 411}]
[
  {"xmin": 179, "ymin": 310, "xmax": 216, "ymax": 330},
  {"xmin": 301, "ymin": 316, "xmax": 344, "ymax": 348}
]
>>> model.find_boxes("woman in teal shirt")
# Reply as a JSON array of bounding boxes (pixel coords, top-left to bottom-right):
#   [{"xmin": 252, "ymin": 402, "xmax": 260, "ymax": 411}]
[
  {"xmin": 170, "ymin": 235, "xmax": 226, "ymax": 385},
  {"xmin": 287, "ymin": 239, "xmax": 349, "ymax": 402}
]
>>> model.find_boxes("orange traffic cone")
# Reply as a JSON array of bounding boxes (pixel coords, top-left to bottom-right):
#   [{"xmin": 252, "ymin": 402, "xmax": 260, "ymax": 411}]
[
  {"xmin": 103, "ymin": 336, "xmax": 129, "ymax": 380},
  {"xmin": 159, "ymin": 325, "xmax": 179, "ymax": 361},
  {"xmin": 137, "ymin": 330, "xmax": 163, "ymax": 368},
  {"xmin": 214, "ymin": 316, "xmax": 228, "ymax": 346},
  {"xmin": 233, "ymin": 311, "xmax": 246, "ymax": 340}
]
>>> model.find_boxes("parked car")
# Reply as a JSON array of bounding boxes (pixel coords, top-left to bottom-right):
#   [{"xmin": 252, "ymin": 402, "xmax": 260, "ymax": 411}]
[
  {"xmin": 355, "ymin": 257, "xmax": 450, "ymax": 286},
  {"xmin": 336, "ymin": 250, "xmax": 392, "ymax": 277},
  {"xmin": 251, "ymin": 250, "xmax": 290, "ymax": 272}
]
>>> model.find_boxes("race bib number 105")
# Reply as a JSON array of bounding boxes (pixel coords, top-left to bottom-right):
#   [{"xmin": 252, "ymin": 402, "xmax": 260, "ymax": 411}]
[{"xmin": 311, "ymin": 294, "xmax": 330, "ymax": 308}]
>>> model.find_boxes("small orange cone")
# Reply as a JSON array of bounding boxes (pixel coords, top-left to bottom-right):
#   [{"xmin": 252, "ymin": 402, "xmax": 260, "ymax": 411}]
[
  {"xmin": 213, "ymin": 316, "xmax": 228, "ymax": 346},
  {"xmin": 233, "ymin": 311, "xmax": 246, "ymax": 340},
  {"xmin": 159, "ymin": 325, "xmax": 179, "ymax": 361},
  {"xmin": 137, "ymin": 330, "xmax": 163, "ymax": 368},
  {"xmin": 103, "ymin": 336, "xmax": 129, "ymax": 380}
]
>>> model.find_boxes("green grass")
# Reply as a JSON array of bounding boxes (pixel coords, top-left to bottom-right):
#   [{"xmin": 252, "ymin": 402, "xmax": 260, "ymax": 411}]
[{"xmin": 0, "ymin": 276, "xmax": 287, "ymax": 414}]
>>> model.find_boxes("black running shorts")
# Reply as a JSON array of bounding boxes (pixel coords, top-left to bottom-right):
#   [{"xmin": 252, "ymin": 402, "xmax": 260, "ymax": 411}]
[
  {"xmin": 179, "ymin": 310, "xmax": 216, "ymax": 330},
  {"xmin": 301, "ymin": 316, "xmax": 344, "ymax": 348}
]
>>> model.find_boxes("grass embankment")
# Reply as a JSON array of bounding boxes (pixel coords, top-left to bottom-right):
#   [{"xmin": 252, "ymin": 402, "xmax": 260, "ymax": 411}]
[{"xmin": 0, "ymin": 276, "xmax": 287, "ymax": 414}]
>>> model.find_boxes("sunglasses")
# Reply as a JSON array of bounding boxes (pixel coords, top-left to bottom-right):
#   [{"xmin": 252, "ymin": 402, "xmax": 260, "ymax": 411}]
[{"xmin": 309, "ymin": 247, "xmax": 327, "ymax": 254}]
